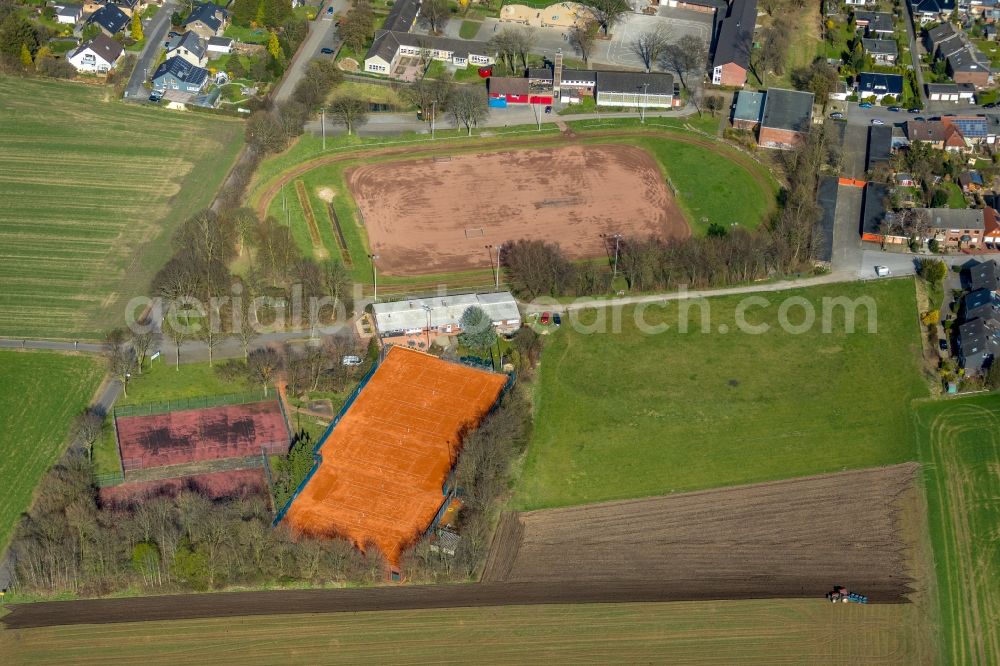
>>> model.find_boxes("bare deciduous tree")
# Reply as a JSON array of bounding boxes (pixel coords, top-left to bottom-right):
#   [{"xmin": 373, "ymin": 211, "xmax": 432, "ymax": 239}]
[
  {"xmin": 568, "ymin": 19, "xmax": 600, "ymax": 64},
  {"xmin": 418, "ymin": 0, "xmax": 450, "ymax": 34},
  {"xmin": 449, "ymin": 86, "xmax": 489, "ymax": 136},
  {"xmin": 631, "ymin": 26, "xmax": 671, "ymax": 73},
  {"xmin": 247, "ymin": 347, "xmax": 281, "ymax": 396},
  {"xmin": 589, "ymin": 0, "xmax": 630, "ymax": 36},
  {"xmin": 660, "ymin": 33, "xmax": 708, "ymax": 91},
  {"xmin": 104, "ymin": 328, "xmax": 135, "ymax": 397},
  {"xmin": 328, "ymin": 96, "xmax": 369, "ymax": 135}
]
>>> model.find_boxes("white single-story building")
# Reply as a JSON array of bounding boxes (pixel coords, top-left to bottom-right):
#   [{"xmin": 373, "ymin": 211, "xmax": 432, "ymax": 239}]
[
  {"xmin": 372, "ymin": 292, "xmax": 521, "ymax": 346},
  {"xmin": 926, "ymin": 82, "xmax": 976, "ymax": 103},
  {"xmin": 594, "ymin": 71, "xmax": 677, "ymax": 109},
  {"xmin": 364, "ymin": 30, "xmax": 494, "ymax": 78},
  {"xmin": 66, "ymin": 33, "xmax": 123, "ymax": 73},
  {"xmin": 55, "ymin": 3, "xmax": 83, "ymax": 24},
  {"xmin": 206, "ymin": 35, "xmax": 233, "ymax": 54}
]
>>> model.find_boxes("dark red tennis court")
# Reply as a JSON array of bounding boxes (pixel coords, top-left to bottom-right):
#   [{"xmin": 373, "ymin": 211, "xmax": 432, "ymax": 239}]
[{"xmin": 115, "ymin": 400, "xmax": 290, "ymax": 471}]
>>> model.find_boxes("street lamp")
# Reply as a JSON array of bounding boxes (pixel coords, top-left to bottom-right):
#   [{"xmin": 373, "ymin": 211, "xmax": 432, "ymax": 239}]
[
  {"xmin": 485, "ymin": 244, "xmax": 501, "ymax": 290},
  {"xmin": 640, "ymin": 82, "xmax": 649, "ymax": 124},
  {"xmin": 421, "ymin": 304, "xmax": 432, "ymax": 349},
  {"xmin": 601, "ymin": 233, "xmax": 622, "ymax": 280},
  {"xmin": 321, "ymin": 106, "xmax": 326, "ymax": 150},
  {"xmin": 368, "ymin": 253, "xmax": 380, "ymax": 302},
  {"xmin": 431, "ymin": 99, "xmax": 436, "ymax": 139}
]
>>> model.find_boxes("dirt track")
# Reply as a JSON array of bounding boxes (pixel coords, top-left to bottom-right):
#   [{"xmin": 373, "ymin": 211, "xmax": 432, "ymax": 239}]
[
  {"xmin": 483, "ymin": 464, "xmax": 919, "ymax": 603},
  {"xmin": 347, "ymin": 144, "xmax": 687, "ymax": 276}
]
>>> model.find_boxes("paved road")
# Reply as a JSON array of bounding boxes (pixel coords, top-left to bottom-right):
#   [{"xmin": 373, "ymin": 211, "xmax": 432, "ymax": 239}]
[
  {"xmin": 271, "ymin": 0, "xmax": 349, "ymax": 104},
  {"xmin": 123, "ymin": 0, "xmax": 177, "ymax": 100},
  {"xmin": 831, "ymin": 183, "xmax": 864, "ymax": 273}
]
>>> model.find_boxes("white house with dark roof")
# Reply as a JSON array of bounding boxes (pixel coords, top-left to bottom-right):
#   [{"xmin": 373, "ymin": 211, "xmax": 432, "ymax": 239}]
[
  {"xmin": 87, "ymin": 4, "xmax": 130, "ymax": 36},
  {"xmin": 151, "ymin": 55, "xmax": 210, "ymax": 93},
  {"xmin": 55, "ymin": 3, "xmax": 83, "ymax": 24},
  {"xmin": 67, "ymin": 33, "xmax": 123, "ymax": 73},
  {"xmin": 206, "ymin": 36, "xmax": 233, "ymax": 54},
  {"xmin": 364, "ymin": 31, "xmax": 494, "ymax": 78},
  {"xmin": 372, "ymin": 292, "xmax": 520, "ymax": 345}
]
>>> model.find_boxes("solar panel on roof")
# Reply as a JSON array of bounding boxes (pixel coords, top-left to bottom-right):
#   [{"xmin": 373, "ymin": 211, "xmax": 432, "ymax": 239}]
[{"xmin": 954, "ymin": 118, "xmax": 987, "ymax": 137}]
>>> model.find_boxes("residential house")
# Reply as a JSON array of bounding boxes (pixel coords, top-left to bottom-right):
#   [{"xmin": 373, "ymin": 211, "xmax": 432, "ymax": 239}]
[
  {"xmin": 957, "ymin": 315, "xmax": 1000, "ymax": 374},
  {"xmin": 54, "ymin": 3, "xmax": 82, "ymax": 24},
  {"xmin": 371, "ymin": 292, "xmax": 521, "ymax": 346},
  {"xmin": 861, "ymin": 182, "xmax": 908, "ymax": 243},
  {"xmin": 857, "ymin": 72, "xmax": 904, "ymax": 101},
  {"xmin": 365, "ymin": 31, "xmax": 494, "ymax": 78},
  {"xmin": 921, "ymin": 207, "xmax": 986, "ymax": 246},
  {"xmin": 151, "ymin": 55, "xmax": 210, "ymax": 93},
  {"xmin": 960, "ymin": 287, "xmax": 998, "ymax": 321},
  {"xmin": 108, "ymin": 0, "xmax": 141, "ymax": 17},
  {"xmin": 896, "ymin": 172, "xmax": 917, "ymax": 187},
  {"xmin": 731, "ymin": 89, "xmax": 765, "ymax": 129},
  {"xmin": 926, "ymin": 82, "xmax": 977, "ymax": 102},
  {"xmin": 985, "ymin": 211, "xmax": 1000, "ymax": 248},
  {"xmin": 844, "ymin": 0, "xmax": 867, "ymax": 5},
  {"xmin": 758, "ymin": 88, "xmax": 814, "ymax": 149},
  {"xmin": 659, "ymin": 0, "xmax": 728, "ymax": 13},
  {"xmin": 942, "ymin": 115, "xmax": 988, "ymax": 145},
  {"xmin": 710, "ymin": 0, "xmax": 757, "ymax": 87},
  {"xmin": 910, "ymin": 0, "xmax": 957, "ymax": 22},
  {"xmin": 985, "ymin": 24, "xmax": 998, "ymax": 40},
  {"xmin": 862, "ymin": 37, "xmax": 898, "ymax": 64},
  {"xmin": 867, "ymin": 124, "xmax": 893, "ymax": 171},
  {"xmin": 960, "ymin": 170, "xmax": 985, "ymax": 192},
  {"xmin": 66, "ymin": 33, "xmax": 123, "ymax": 73},
  {"xmin": 906, "ymin": 119, "xmax": 969, "ymax": 150},
  {"xmin": 87, "ymin": 4, "xmax": 130, "ymax": 36},
  {"xmin": 206, "ymin": 36, "xmax": 233, "ymax": 55},
  {"xmin": 925, "ymin": 22, "xmax": 962, "ymax": 56},
  {"xmin": 184, "ymin": 2, "xmax": 228, "ymax": 39},
  {"xmin": 166, "ymin": 31, "xmax": 207, "ymax": 67},
  {"xmin": 382, "ymin": 0, "xmax": 420, "ymax": 33},
  {"xmin": 854, "ymin": 11, "xmax": 894, "ymax": 36},
  {"xmin": 595, "ymin": 71, "xmax": 676, "ymax": 108},
  {"xmin": 965, "ymin": 257, "xmax": 1000, "ymax": 288},
  {"xmin": 946, "ymin": 48, "xmax": 992, "ymax": 87}
]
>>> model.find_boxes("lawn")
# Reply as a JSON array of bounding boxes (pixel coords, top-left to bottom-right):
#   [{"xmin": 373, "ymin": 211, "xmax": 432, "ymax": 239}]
[
  {"xmin": 0, "ymin": 76, "xmax": 243, "ymax": 340},
  {"xmin": 251, "ymin": 125, "xmax": 776, "ymax": 288},
  {"xmin": 459, "ymin": 19, "xmax": 481, "ymax": 39},
  {"xmin": 328, "ymin": 80, "xmax": 409, "ymax": 108},
  {"xmin": 914, "ymin": 393, "xmax": 1000, "ymax": 665},
  {"xmin": 944, "ymin": 181, "xmax": 967, "ymax": 209},
  {"xmin": 0, "ymin": 350, "xmax": 103, "ymax": 552},
  {"xmin": 117, "ymin": 360, "xmax": 257, "ymax": 407},
  {"xmin": 517, "ymin": 279, "xmax": 927, "ymax": 509},
  {"xmin": 223, "ymin": 24, "xmax": 269, "ymax": 44},
  {"xmin": 0, "ymin": 599, "xmax": 934, "ymax": 663}
]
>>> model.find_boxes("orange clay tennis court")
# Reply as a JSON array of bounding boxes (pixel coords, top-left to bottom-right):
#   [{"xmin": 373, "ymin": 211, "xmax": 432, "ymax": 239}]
[{"xmin": 285, "ymin": 347, "xmax": 507, "ymax": 563}]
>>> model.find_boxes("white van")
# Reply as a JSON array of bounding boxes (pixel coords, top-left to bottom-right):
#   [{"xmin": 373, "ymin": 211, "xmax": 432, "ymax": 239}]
[{"xmin": 875, "ymin": 266, "xmax": 891, "ymax": 277}]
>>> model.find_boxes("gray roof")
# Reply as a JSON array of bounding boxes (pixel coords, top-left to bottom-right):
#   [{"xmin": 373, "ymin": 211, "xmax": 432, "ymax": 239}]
[
  {"xmin": 814, "ymin": 176, "xmax": 838, "ymax": 263},
  {"xmin": 855, "ymin": 11, "xmax": 894, "ymax": 32},
  {"xmin": 858, "ymin": 72, "xmax": 904, "ymax": 96},
  {"xmin": 87, "ymin": 5, "xmax": 129, "ymax": 34},
  {"xmin": 867, "ymin": 124, "xmax": 893, "ymax": 170},
  {"xmin": 151, "ymin": 55, "xmax": 209, "ymax": 88},
  {"xmin": 862, "ymin": 38, "xmax": 898, "ymax": 56},
  {"xmin": 958, "ymin": 316, "xmax": 999, "ymax": 373},
  {"xmin": 561, "ymin": 68, "xmax": 596, "ymax": 83},
  {"xmin": 917, "ymin": 207, "xmax": 985, "ymax": 230},
  {"xmin": 372, "ymin": 292, "xmax": 520, "ymax": 335},
  {"xmin": 947, "ymin": 48, "xmax": 989, "ymax": 74},
  {"xmin": 56, "ymin": 4, "xmax": 82, "ymax": 17},
  {"xmin": 911, "ymin": 0, "xmax": 956, "ymax": 14},
  {"xmin": 760, "ymin": 87, "xmax": 814, "ymax": 132},
  {"xmin": 926, "ymin": 82, "xmax": 976, "ymax": 94},
  {"xmin": 862, "ymin": 182, "xmax": 891, "ymax": 236},
  {"xmin": 966, "ymin": 259, "xmax": 1000, "ymax": 291},
  {"xmin": 527, "ymin": 67, "xmax": 552, "ymax": 80},
  {"xmin": 733, "ymin": 90, "xmax": 765, "ymax": 122},
  {"xmin": 71, "ymin": 32, "xmax": 123, "ymax": 64},
  {"xmin": 168, "ymin": 31, "xmax": 206, "ymax": 59},
  {"xmin": 595, "ymin": 71, "xmax": 674, "ymax": 96},
  {"xmin": 383, "ymin": 0, "xmax": 420, "ymax": 32},
  {"xmin": 207, "ymin": 36, "xmax": 233, "ymax": 47},
  {"xmin": 366, "ymin": 30, "xmax": 492, "ymax": 63},
  {"xmin": 488, "ymin": 76, "xmax": 530, "ymax": 96},
  {"xmin": 712, "ymin": 0, "xmax": 757, "ymax": 70}
]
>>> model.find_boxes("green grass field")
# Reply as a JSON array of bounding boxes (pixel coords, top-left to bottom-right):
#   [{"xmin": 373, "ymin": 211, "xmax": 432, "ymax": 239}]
[
  {"xmin": 915, "ymin": 394, "xmax": 1000, "ymax": 665},
  {"xmin": 0, "ymin": 599, "xmax": 934, "ymax": 664},
  {"xmin": 517, "ymin": 279, "xmax": 927, "ymax": 509},
  {"xmin": 0, "ymin": 350, "xmax": 103, "ymax": 551},
  {"xmin": 0, "ymin": 77, "xmax": 244, "ymax": 340},
  {"xmin": 117, "ymin": 360, "xmax": 256, "ymax": 406},
  {"xmin": 252, "ymin": 124, "xmax": 776, "ymax": 288}
]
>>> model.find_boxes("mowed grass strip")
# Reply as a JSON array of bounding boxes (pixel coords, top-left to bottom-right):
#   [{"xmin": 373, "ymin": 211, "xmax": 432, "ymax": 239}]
[
  {"xmin": 914, "ymin": 394, "xmax": 1000, "ymax": 665},
  {"xmin": 0, "ymin": 600, "xmax": 931, "ymax": 664},
  {"xmin": 0, "ymin": 76, "xmax": 243, "ymax": 340},
  {"xmin": 517, "ymin": 279, "xmax": 927, "ymax": 509},
  {"xmin": 0, "ymin": 350, "xmax": 103, "ymax": 552}
]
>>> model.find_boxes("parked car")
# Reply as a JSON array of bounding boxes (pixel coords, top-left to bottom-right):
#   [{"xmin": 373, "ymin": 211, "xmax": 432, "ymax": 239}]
[
  {"xmin": 829, "ymin": 111, "xmax": 845, "ymax": 119},
  {"xmin": 341, "ymin": 355, "xmax": 362, "ymax": 366},
  {"xmin": 984, "ymin": 102, "xmax": 997, "ymax": 109},
  {"xmin": 859, "ymin": 102, "xmax": 873, "ymax": 108},
  {"xmin": 939, "ymin": 338, "xmax": 948, "ymax": 351},
  {"xmin": 540, "ymin": 312, "xmax": 551, "ymax": 325},
  {"xmin": 871, "ymin": 118, "xmax": 885, "ymax": 125},
  {"xmin": 875, "ymin": 265, "xmax": 891, "ymax": 277},
  {"xmin": 888, "ymin": 106, "xmax": 901, "ymax": 112},
  {"xmin": 544, "ymin": 105, "xmax": 552, "ymax": 113},
  {"xmin": 148, "ymin": 90, "xmax": 163, "ymax": 103},
  {"xmin": 326, "ymin": 5, "xmax": 334, "ymax": 13},
  {"xmin": 914, "ymin": 116, "xmax": 925, "ymax": 121},
  {"xmin": 320, "ymin": 47, "xmax": 334, "ymax": 54},
  {"xmin": 553, "ymin": 313, "xmax": 561, "ymax": 326},
  {"xmin": 907, "ymin": 108, "xmax": 921, "ymax": 113}
]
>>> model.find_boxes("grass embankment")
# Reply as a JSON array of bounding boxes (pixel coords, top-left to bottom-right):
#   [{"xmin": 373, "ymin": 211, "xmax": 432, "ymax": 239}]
[{"xmin": 517, "ymin": 279, "xmax": 927, "ymax": 509}]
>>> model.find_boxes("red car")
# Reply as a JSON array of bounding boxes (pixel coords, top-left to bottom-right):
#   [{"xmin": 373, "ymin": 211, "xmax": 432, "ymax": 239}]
[{"xmin": 540, "ymin": 312, "xmax": 551, "ymax": 325}]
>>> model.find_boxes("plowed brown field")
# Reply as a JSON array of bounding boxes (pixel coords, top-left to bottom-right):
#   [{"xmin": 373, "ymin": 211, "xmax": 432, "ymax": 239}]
[{"xmin": 482, "ymin": 464, "xmax": 919, "ymax": 602}]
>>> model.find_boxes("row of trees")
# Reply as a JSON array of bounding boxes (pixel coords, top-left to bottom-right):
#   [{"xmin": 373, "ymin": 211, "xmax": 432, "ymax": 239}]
[
  {"xmin": 502, "ymin": 128, "xmax": 837, "ymax": 298},
  {"xmin": 627, "ymin": 27, "xmax": 707, "ymax": 90}
]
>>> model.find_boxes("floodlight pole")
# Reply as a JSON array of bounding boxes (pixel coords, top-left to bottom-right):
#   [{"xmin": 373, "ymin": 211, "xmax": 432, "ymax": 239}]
[
  {"xmin": 422, "ymin": 304, "xmax": 432, "ymax": 349},
  {"xmin": 368, "ymin": 253, "xmax": 380, "ymax": 302},
  {"xmin": 641, "ymin": 82, "xmax": 649, "ymax": 124},
  {"xmin": 612, "ymin": 233, "xmax": 621, "ymax": 280},
  {"xmin": 431, "ymin": 100, "xmax": 436, "ymax": 139},
  {"xmin": 321, "ymin": 107, "xmax": 326, "ymax": 151},
  {"xmin": 486, "ymin": 244, "xmax": 501, "ymax": 290}
]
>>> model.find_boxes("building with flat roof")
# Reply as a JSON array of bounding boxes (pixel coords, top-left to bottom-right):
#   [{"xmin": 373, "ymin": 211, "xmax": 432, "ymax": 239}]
[
  {"xmin": 732, "ymin": 90, "xmax": 765, "ymax": 129},
  {"xmin": 372, "ymin": 292, "xmax": 521, "ymax": 347},
  {"xmin": 758, "ymin": 88, "xmax": 814, "ymax": 149}
]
